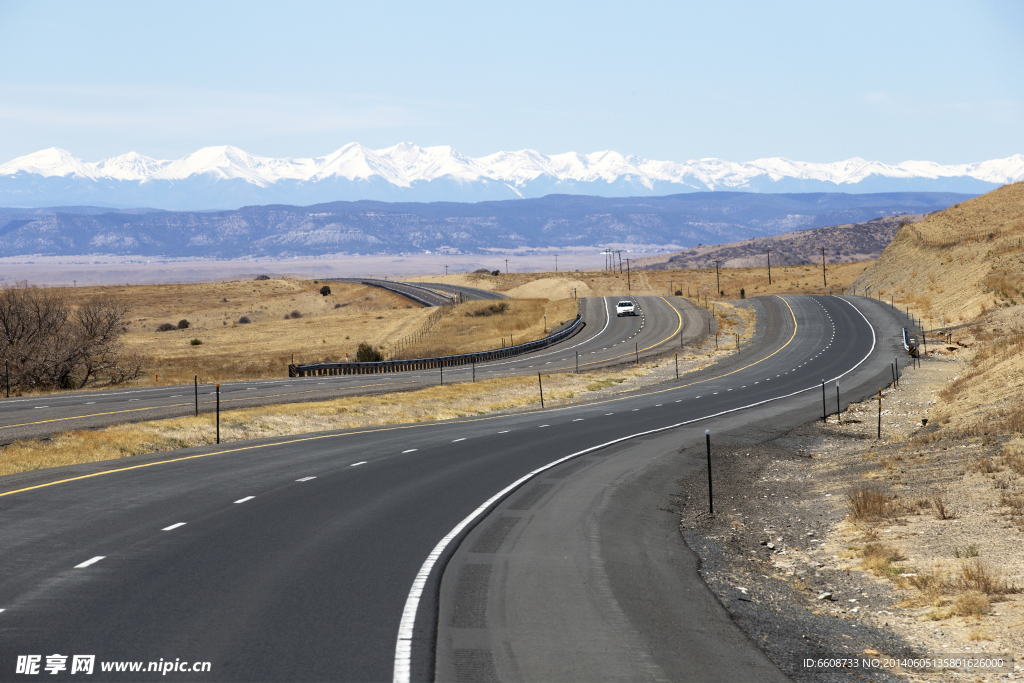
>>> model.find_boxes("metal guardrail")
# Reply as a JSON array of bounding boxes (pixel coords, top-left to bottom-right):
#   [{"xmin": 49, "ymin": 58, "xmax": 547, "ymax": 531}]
[{"xmin": 288, "ymin": 314, "xmax": 585, "ymax": 377}]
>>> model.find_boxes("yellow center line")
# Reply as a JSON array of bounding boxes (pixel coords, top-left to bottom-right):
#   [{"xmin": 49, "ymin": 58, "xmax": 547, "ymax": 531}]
[
  {"xmin": 542, "ymin": 296, "xmax": 685, "ymax": 374},
  {"xmin": 0, "ymin": 298, "xmax": 799, "ymax": 500}
]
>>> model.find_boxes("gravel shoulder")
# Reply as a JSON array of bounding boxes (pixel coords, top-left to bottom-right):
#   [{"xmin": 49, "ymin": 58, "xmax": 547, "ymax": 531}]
[{"xmin": 677, "ymin": 351, "xmax": 1024, "ymax": 682}]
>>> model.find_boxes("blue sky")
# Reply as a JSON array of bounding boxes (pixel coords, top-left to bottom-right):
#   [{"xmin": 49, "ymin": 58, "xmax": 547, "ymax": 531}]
[{"xmin": 0, "ymin": 0, "xmax": 1021, "ymax": 164}]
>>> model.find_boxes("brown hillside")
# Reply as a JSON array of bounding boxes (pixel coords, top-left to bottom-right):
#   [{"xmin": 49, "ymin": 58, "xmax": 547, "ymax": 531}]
[
  {"xmin": 851, "ymin": 182, "xmax": 1024, "ymax": 325},
  {"xmin": 636, "ymin": 214, "xmax": 925, "ymax": 270}
]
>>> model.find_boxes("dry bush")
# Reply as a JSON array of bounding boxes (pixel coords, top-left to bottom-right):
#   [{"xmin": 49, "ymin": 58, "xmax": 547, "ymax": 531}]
[
  {"xmin": 958, "ymin": 558, "xmax": 1019, "ymax": 595},
  {"xmin": 903, "ymin": 570, "xmax": 951, "ymax": 607},
  {"xmin": 846, "ymin": 485, "xmax": 896, "ymax": 522},
  {"xmin": 1003, "ymin": 448, "xmax": 1024, "ymax": 474},
  {"xmin": 969, "ymin": 455, "xmax": 1000, "ymax": 474},
  {"xmin": 932, "ymin": 493, "xmax": 956, "ymax": 520},
  {"xmin": 954, "ymin": 590, "xmax": 991, "ymax": 617},
  {"xmin": 999, "ymin": 491, "xmax": 1024, "ymax": 514},
  {"xmin": 861, "ymin": 543, "xmax": 906, "ymax": 577}
]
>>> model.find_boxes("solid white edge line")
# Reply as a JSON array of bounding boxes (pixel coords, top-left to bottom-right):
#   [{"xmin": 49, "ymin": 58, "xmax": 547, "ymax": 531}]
[
  {"xmin": 234, "ymin": 496, "xmax": 255, "ymax": 504},
  {"xmin": 162, "ymin": 522, "xmax": 186, "ymax": 531},
  {"xmin": 392, "ymin": 295, "xmax": 877, "ymax": 683},
  {"xmin": 74, "ymin": 556, "xmax": 105, "ymax": 568}
]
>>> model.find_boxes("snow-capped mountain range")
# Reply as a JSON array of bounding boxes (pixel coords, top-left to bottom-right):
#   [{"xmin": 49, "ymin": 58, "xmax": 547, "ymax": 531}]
[{"xmin": 1, "ymin": 143, "xmax": 1021, "ymax": 209}]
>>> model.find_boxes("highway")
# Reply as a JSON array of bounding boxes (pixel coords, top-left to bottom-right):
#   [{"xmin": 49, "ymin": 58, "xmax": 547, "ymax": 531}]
[
  {"xmin": 0, "ymin": 295, "xmax": 909, "ymax": 681},
  {"xmin": 0, "ymin": 296, "xmax": 701, "ymax": 444}
]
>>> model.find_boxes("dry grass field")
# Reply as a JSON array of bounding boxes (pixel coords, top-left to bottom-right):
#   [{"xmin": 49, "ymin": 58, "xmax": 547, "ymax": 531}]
[
  {"xmin": 414, "ymin": 261, "xmax": 872, "ymax": 302},
  {"xmin": 393, "ymin": 297, "xmax": 579, "ymax": 359},
  {"xmin": 56, "ymin": 278, "xmax": 431, "ymax": 385}
]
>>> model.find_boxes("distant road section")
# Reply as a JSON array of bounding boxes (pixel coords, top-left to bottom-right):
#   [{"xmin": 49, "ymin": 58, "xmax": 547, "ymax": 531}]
[{"xmin": 326, "ymin": 278, "xmax": 454, "ymax": 306}]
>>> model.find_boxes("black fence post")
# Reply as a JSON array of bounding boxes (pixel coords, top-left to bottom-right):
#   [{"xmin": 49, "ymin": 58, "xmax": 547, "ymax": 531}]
[
  {"xmin": 836, "ymin": 382, "xmax": 841, "ymax": 426},
  {"xmin": 472, "ymin": 359, "xmax": 475, "ymax": 383},
  {"xmin": 216, "ymin": 383, "xmax": 220, "ymax": 444},
  {"xmin": 705, "ymin": 429, "xmax": 714, "ymax": 515},
  {"xmin": 675, "ymin": 353, "xmax": 679, "ymax": 379},
  {"xmin": 538, "ymin": 373, "xmax": 544, "ymax": 408},
  {"xmin": 440, "ymin": 364, "xmax": 443, "ymax": 386},
  {"xmin": 635, "ymin": 343, "xmax": 639, "ymax": 365},
  {"xmin": 576, "ymin": 350, "xmax": 579, "ymax": 374},
  {"xmin": 194, "ymin": 374, "xmax": 198, "ymax": 416},
  {"xmin": 821, "ymin": 379, "xmax": 826, "ymax": 422},
  {"xmin": 877, "ymin": 388, "xmax": 882, "ymax": 440}
]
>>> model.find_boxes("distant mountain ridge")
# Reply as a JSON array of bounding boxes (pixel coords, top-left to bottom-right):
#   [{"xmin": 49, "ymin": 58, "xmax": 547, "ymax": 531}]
[
  {"xmin": 0, "ymin": 192, "xmax": 971, "ymax": 259},
  {"xmin": 0, "ymin": 143, "xmax": 1019, "ymax": 209}
]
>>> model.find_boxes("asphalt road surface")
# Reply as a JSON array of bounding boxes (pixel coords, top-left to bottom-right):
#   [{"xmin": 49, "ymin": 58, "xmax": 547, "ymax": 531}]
[
  {"xmin": 0, "ymin": 296, "xmax": 701, "ymax": 444},
  {"xmin": 0, "ymin": 296, "xmax": 910, "ymax": 682}
]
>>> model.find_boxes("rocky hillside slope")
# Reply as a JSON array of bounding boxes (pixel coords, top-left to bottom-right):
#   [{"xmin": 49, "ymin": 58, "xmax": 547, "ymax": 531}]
[{"xmin": 636, "ymin": 214, "xmax": 925, "ymax": 270}]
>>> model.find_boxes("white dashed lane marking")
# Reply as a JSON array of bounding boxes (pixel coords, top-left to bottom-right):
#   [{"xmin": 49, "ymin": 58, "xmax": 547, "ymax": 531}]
[
  {"xmin": 296, "ymin": 476, "xmax": 316, "ymax": 482},
  {"xmin": 234, "ymin": 496, "xmax": 255, "ymax": 504},
  {"xmin": 452, "ymin": 438, "xmax": 466, "ymax": 442},
  {"xmin": 572, "ymin": 419, "xmax": 584, "ymax": 422},
  {"xmin": 162, "ymin": 523, "xmax": 187, "ymax": 531},
  {"xmin": 351, "ymin": 461, "xmax": 367, "ymax": 467},
  {"xmin": 402, "ymin": 449, "xmax": 418, "ymax": 453},
  {"xmin": 74, "ymin": 556, "xmax": 105, "ymax": 568},
  {"xmin": 498, "ymin": 430, "xmax": 510, "ymax": 434}
]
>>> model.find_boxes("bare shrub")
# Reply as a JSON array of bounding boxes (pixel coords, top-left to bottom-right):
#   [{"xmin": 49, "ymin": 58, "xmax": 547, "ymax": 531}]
[
  {"xmin": 0, "ymin": 282, "xmax": 143, "ymax": 390},
  {"xmin": 238, "ymin": 316, "xmax": 251, "ymax": 324},
  {"xmin": 156, "ymin": 323, "xmax": 176, "ymax": 332},
  {"xmin": 290, "ymin": 310, "xmax": 302, "ymax": 319},
  {"xmin": 954, "ymin": 590, "xmax": 990, "ymax": 616},
  {"xmin": 1003, "ymin": 448, "xmax": 1024, "ymax": 474},
  {"xmin": 846, "ymin": 485, "xmax": 895, "ymax": 522},
  {"xmin": 901, "ymin": 569, "xmax": 952, "ymax": 608},
  {"xmin": 969, "ymin": 455, "xmax": 999, "ymax": 474},
  {"xmin": 932, "ymin": 494, "xmax": 956, "ymax": 520},
  {"xmin": 958, "ymin": 558, "xmax": 1019, "ymax": 595},
  {"xmin": 254, "ymin": 275, "xmax": 270, "ymax": 281},
  {"xmin": 177, "ymin": 319, "xmax": 190, "ymax": 330}
]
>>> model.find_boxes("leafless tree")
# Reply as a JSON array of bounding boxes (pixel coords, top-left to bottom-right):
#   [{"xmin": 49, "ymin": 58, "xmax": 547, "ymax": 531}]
[{"xmin": 0, "ymin": 282, "xmax": 144, "ymax": 391}]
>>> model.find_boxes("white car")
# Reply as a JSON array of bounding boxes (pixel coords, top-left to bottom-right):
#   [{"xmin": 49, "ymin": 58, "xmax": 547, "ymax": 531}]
[{"xmin": 616, "ymin": 300, "xmax": 637, "ymax": 317}]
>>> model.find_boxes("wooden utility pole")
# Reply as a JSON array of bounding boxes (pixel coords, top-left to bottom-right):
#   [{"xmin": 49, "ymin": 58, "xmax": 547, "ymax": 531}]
[
  {"xmin": 713, "ymin": 260, "xmax": 721, "ymax": 297},
  {"xmin": 765, "ymin": 248, "xmax": 772, "ymax": 285},
  {"xmin": 820, "ymin": 247, "xmax": 827, "ymax": 288}
]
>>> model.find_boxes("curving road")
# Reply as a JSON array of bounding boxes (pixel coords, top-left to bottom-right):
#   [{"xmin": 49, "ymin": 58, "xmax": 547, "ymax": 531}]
[
  {"xmin": 0, "ymin": 295, "xmax": 911, "ymax": 681},
  {"xmin": 0, "ymin": 296, "xmax": 704, "ymax": 444}
]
